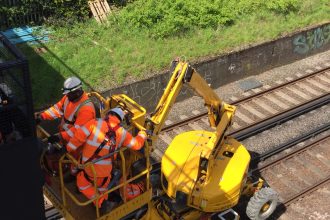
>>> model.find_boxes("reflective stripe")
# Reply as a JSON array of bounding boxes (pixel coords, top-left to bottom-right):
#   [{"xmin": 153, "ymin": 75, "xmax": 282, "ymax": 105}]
[
  {"xmin": 62, "ymin": 123, "xmax": 70, "ymax": 131},
  {"xmin": 82, "ymin": 156, "xmax": 112, "ymax": 165},
  {"xmin": 75, "ymin": 124, "xmax": 80, "ymax": 129},
  {"xmin": 102, "ymin": 144, "xmax": 110, "ymax": 150},
  {"xmin": 82, "ymin": 156, "xmax": 89, "ymax": 162},
  {"xmin": 67, "ymin": 99, "xmax": 93, "ymax": 121},
  {"xmin": 127, "ymin": 138, "xmax": 136, "ymax": 148},
  {"xmin": 63, "ymin": 98, "xmax": 69, "ymax": 113},
  {"xmin": 138, "ymin": 133, "xmax": 147, "ymax": 140},
  {"xmin": 127, "ymin": 189, "xmax": 140, "ymax": 195},
  {"xmin": 53, "ymin": 104, "xmax": 63, "ymax": 115},
  {"xmin": 86, "ymin": 139, "xmax": 106, "ymax": 148},
  {"xmin": 79, "ymin": 184, "xmax": 92, "ymax": 191},
  {"xmin": 117, "ymin": 129, "xmax": 126, "ymax": 148},
  {"xmin": 92, "ymin": 119, "xmax": 103, "ymax": 142},
  {"xmin": 67, "ymin": 103, "xmax": 81, "ymax": 121},
  {"xmin": 66, "ymin": 129, "xmax": 74, "ymax": 137},
  {"xmin": 81, "ymin": 126, "xmax": 90, "ymax": 136},
  {"xmin": 67, "ymin": 142, "xmax": 78, "ymax": 150},
  {"xmin": 86, "ymin": 102, "xmax": 95, "ymax": 107},
  {"xmin": 98, "ymin": 187, "xmax": 107, "ymax": 192},
  {"xmin": 94, "ymin": 160, "xmax": 112, "ymax": 165},
  {"xmin": 86, "ymin": 140, "xmax": 111, "ymax": 149},
  {"xmin": 46, "ymin": 109, "xmax": 57, "ymax": 119}
]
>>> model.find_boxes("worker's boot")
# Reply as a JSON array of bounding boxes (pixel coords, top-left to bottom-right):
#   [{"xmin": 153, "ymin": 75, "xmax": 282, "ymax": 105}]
[{"xmin": 100, "ymin": 200, "xmax": 116, "ymax": 215}]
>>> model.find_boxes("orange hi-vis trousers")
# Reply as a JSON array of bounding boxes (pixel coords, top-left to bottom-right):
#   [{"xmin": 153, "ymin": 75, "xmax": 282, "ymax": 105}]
[{"xmin": 77, "ymin": 171, "xmax": 111, "ymax": 208}]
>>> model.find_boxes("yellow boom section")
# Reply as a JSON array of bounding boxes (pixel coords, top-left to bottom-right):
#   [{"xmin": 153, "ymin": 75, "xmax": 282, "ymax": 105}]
[
  {"xmin": 148, "ymin": 59, "xmax": 234, "ymax": 147},
  {"xmin": 149, "ymin": 60, "xmax": 187, "ymax": 135}
]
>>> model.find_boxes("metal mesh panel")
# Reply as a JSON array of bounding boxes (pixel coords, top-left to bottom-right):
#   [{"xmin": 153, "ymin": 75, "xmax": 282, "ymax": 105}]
[
  {"xmin": 0, "ymin": 41, "xmax": 16, "ymax": 62},
  {"xmin": 0, "ymin": 34, "xmax": 35, "ymax": 145}
]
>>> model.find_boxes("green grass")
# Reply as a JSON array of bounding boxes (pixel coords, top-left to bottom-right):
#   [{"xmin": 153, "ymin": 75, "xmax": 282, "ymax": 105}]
[{"xmin": 18, "ymin": 0, "xmax": 330, "ymax": 108}]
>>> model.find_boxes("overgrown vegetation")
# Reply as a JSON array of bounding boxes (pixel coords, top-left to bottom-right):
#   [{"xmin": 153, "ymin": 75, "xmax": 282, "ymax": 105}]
[
  {"xmin": 117, "ymin": 0, "xmax": 300, "ymax": 38},
  {"xmin": 15, "ymin": 0, "xmax": 329, "ymax": 108},
  {"xmin": 1, "ymin": 0, "xmax": 90, "ymax": 28}
]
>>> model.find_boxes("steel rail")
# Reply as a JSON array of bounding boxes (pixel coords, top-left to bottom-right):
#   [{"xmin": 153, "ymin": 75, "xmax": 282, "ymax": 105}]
[
  {"xmin": 231, "ymin": 93, "xmax": 330, "ymax": 141},
  {"xmin": 254, "ymin": 122, "xmax": 330, "ymax": 164},
  {"xmin": 283, "ymin": 175, "xmax": 330, "ymax": 206},
  {"xmin": 161, "ymin": 66, "xmax": 330, "ymax": 133},
  {"xmin": 249, "ymin": 133, "xmax": 330, "ymax": 214},
  {"xmin": 250, "ymin": 133, "xmax": 330, "ymax": 175}
]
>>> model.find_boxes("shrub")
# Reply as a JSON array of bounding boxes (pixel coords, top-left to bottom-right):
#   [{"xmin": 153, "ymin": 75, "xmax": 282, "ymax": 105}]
[
  {"xmin": 115, "ymin": 0, "xmax": 301, "ymax": 38},
  {"xmin": 266, "ymin": 0, "xmax": 300, "ymax": 14},
  {"xmin": 1, "ymin": 0, "xmax": 90, "ymax": 29}
]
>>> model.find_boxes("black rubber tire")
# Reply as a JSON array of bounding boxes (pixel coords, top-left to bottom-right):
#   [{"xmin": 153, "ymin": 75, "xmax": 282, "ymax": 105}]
[{"xmin": 246, "ymin": 187, "xmax": 279, "ymax": 220}]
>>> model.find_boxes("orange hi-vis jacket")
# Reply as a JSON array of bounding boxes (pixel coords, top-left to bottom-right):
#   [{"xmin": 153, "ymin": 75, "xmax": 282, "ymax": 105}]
[
  {"xmin": 41, "ymin": 92, "xmax": 95, "ymax": 142},
  {"xmin": 66, "ymin": 116, "xmax": 147, "ymax": 178}
]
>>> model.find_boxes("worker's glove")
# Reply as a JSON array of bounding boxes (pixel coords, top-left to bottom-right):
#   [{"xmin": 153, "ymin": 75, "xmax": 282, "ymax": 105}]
[
  {"xmin": 48, "ymin": 134, "xmax": 60, "ymax": 144},
  {"xmin": 138, "ymin": 130, "xmax": 148, "ymax": 139},
  {"xmin": 34, "ymin": 113, "xmax": 42, "ymax": 124}
]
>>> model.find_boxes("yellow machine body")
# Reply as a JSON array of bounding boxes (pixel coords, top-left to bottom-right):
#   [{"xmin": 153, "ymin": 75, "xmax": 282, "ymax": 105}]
[
  {"xmin": 39, "ymin": 59, "xmax": 263, "ymax": 220},
  {"xmin": 162, "ymin": 131, "xmax": 250, "ymax": 212}
]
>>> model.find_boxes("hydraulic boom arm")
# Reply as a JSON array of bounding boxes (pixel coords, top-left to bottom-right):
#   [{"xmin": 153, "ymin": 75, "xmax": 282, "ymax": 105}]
[{"xmin": 146, "ymin": 59, "xmax": 236, "ymax": 152}]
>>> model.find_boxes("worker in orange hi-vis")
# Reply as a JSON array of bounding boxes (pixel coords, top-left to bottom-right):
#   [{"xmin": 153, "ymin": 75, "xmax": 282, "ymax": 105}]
[
  {"xmin": 64, "ymin": 107, "xmax": 147, "ymax": 213},
  {"xmin": 35, "ymin": 77, "xmax": 96, "ymax": 177},
  {"xmin": 35, "ymin": 77, "xmax": 95, "ymax": 144}
]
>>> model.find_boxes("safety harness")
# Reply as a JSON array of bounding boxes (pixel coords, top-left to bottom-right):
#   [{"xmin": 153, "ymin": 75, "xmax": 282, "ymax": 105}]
[{"xmin": 81, "ymin": 124, "xmax": 121, "ymax": 184}]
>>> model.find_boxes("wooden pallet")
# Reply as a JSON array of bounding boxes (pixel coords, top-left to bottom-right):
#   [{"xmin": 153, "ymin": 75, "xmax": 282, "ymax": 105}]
[{"xmin": 88, "ymin": 0, "xmax": 111, "ymax": 23}]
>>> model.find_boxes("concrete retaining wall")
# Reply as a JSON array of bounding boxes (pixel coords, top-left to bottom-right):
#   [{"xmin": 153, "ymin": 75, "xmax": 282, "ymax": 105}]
[{"xmin": 102, "ymin": 22, "xmax": 330, "ymax": 111}]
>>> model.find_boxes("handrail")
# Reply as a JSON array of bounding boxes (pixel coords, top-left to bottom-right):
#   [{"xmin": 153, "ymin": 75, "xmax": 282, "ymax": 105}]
[
  {"xmin": 37, "ymin": 93, "xmax": 152, "ymax": 218},
  {"xmin": 58, "ymin": 143, "xmax": 151, "ymax": 218}
]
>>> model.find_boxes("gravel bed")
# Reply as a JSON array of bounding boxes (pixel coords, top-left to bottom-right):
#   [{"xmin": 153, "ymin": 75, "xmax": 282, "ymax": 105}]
[
  {"xmin": 279, "ymin": 183, "xmax": 330, "ymax": 220},
  {"xmin": 160, "ymin": 50, "xmax": 330, "ymax": 163},
  {"xmin": 158, "ymin": 51, "xmax": 330, "ymax": 218},
  {"xmin": 302, "ymin": 151, "xmax": 329, "ymax": 174},
  {"xmin": 242, "ymin": 104, "xmax": 330, "ymax": 153},
  {"xmin": 166, "ymin": 50, "xmax": 330, "ymax": 123},
  {"xmin": 153, "ymin": 50, "xmax": 330, "ymax": 161}
]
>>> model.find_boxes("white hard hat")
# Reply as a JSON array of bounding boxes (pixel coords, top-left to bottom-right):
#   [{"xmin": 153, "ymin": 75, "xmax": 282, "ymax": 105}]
[
  {"xmin": 62, "ymin": 77, "xmax": 82, "ymax": 94},
  {"xmin": 108, "ymin": 107, "xmax": 125, "ymax": 121}
]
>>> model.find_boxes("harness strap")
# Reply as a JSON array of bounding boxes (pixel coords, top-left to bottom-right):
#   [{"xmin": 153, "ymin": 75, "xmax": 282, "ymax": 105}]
[
  {"xmin": 84, "ymin": 124, "xmax": 121, "ymax": 164},
  {"xmin": 84, "ymin": 139, "xmax": 107, "ymax": 164},
  {"xmin": 83, "ymin": 171, "xmax": 109, "ymax": 186},
  {"xmin": 107, "ymin": 124, "xmax": 120, "ymax": 162},
  {"xmin": 81, "ymin": 124, "xmax": 121, "ymax": 186}
]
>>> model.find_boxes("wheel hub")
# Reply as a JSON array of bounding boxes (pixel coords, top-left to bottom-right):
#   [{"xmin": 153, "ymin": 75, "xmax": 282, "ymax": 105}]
[{"xmin": 261, "ymin": 201, "xmax": 271, "ymax": 213}]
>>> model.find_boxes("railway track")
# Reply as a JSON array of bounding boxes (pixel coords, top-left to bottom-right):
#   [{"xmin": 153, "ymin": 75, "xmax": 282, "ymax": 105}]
[
  {"xmin": 44, "ymin": 196, "xmax": 62, "ymax": 220},
  {"xmin": 152, "ymin": 65, "xmax": 330, "ymax": 159},
  {"xmin": 252, "ymin": 133, "xmax": 330, "ymax": 219}
]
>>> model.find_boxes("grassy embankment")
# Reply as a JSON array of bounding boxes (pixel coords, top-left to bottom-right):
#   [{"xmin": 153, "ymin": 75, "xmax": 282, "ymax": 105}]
[{"xmin": 19, "ymin": 0, "xmax": 330, "ymax": 108}]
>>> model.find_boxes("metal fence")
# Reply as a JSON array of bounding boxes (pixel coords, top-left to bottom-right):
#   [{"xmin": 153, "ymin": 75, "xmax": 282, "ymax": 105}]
[
  {"xmin": 1, "ymin": 0, "xmax": 45, "ymax": 30},
  {"xmin": 0, "ymin": 33, "xmax": 36, "ymax": 145}
]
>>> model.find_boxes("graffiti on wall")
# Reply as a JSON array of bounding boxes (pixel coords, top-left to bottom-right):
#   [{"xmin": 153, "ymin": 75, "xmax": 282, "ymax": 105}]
[
  {"xmin": 102, "ymin": 24, "xmax": 330, "ymax": 111},
  {"xmin": 106, "ymin": 66, "xmax": 214, "ymax": 111},
  {"xmin": 293, "ymin": 24, "xmax": 330, "ymax": 55}
]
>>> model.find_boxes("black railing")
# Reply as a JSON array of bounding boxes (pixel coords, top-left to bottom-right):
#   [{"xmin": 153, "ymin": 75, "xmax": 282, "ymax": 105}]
[{"xmin": 0, "ymin": 33, "xmax": 36, "ymax": 145}]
